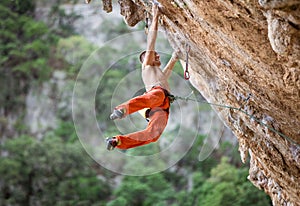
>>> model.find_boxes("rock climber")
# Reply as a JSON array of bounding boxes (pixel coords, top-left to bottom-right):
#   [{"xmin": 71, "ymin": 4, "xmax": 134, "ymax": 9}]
[{"xmin": 106, "ymin": 2, "xmax": 179, "ymax": 150}]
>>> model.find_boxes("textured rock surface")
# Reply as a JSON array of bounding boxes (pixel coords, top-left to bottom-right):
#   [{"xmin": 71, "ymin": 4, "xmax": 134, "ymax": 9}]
[{"xmin": 94, "ymin": 0, "xmax": 300, "ymax": 205}]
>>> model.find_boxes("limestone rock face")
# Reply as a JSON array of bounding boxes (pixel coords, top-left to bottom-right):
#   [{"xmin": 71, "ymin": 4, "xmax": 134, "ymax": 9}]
[{"xmin": 97, "ymin": 0, "xmax": 300, "ymax": 205}]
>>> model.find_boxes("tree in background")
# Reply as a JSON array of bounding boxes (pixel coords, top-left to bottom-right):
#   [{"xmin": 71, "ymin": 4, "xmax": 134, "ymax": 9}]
[
  {"xmin": 1, "ymin": 1, "xmax": 52, "ymax": 114},
  {"xmin": 47, "ymin": 0, "xmax": 81, "ymax": 37},
  {"xmin": 1, "ymin": 0, "xmax": 35, "ymax": 16},
  {"xmin": 195, "ymin": 157, "xmax": 271, "ymax": 206},
  {"xmin": 0, "ymin": 135, "xmax": 111, "ymax": 205},
  {"xmin": 108, "ymin": 174, "xmax": 175, "ymax": 206},
  {"xmin": 56, "ymin": 35, "xmax": 96, "ymax": 74}
]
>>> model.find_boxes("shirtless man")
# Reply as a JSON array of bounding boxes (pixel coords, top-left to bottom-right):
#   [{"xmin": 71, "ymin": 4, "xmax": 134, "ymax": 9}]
[{"xmin": 106, "ymin": 3, "xmax": 179, "ymax": 150}]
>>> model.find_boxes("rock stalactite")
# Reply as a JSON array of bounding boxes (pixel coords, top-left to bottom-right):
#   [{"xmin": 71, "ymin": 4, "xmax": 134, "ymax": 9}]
[{"xmin": 89, "ymin": 0, "xmax": 300, "ymax": 205}]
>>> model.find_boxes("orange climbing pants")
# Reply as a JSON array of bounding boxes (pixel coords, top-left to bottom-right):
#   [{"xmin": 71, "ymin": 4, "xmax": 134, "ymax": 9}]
[{"xmin": 114, "ymin": 86, "xmax": 170, "ymax": 149}]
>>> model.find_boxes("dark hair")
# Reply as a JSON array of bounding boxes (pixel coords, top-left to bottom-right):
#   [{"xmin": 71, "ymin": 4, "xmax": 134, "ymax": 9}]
[
  {"xmin": 139, "ymin": 50, "xmax": 159, "ymax": 63},
  {"xmin": 139, "ymin": 50, "xmax": 146, "ymax": 63}
]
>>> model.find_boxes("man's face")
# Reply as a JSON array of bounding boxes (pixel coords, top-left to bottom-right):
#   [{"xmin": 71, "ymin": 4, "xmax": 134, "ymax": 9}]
[
  {"xmin": 153, "ymin": 52, "xmax": 161, "ymax": 66},
  {"xmin": 140, "ymin": 51, "xmax": 161, "ymax": 66}
]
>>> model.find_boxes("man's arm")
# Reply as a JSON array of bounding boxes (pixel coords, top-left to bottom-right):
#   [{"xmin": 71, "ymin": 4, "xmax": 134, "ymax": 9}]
[
  {"xmin": 143, "ymin": 4, "xmax": 159, "ymax": 66},
  {"xmin": 163, "ymin": 51, "xmax": 179, "ymax": 79}
]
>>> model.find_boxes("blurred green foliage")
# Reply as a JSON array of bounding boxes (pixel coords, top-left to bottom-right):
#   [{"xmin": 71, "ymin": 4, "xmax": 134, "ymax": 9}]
[
  {"xmin": 56, "ymin": 35, "xmax": 97, "ymax": 75},
  {"xmin": 0, "ymin": 135, "xmax": 111, "ymax": 205},
  {"xmin": 109, "ymin": 174, "xmax": 175, "ymax": 206},
  {"xmin": 1, "ymin": 0, "xmax": 57, "ymax": 113},
  {"xmin": 47, "ymin": 0, "xmax": 81, "ymax": 37},
  {"xmin": 99, "ymin": 19, "xmax": 132, "ymax": 41}
]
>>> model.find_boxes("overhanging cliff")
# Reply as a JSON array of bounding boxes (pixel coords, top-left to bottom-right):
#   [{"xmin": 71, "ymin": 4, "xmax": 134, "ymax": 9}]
[{"xmin": 92, "ymin": 0, "xmax": 300, "ymax": 205}]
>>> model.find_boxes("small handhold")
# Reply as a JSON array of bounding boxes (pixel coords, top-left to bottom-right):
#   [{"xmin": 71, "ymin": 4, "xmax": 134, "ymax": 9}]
[{"xmin": 103, "ymin": 0, "xmax": 112, "ymax": 13}]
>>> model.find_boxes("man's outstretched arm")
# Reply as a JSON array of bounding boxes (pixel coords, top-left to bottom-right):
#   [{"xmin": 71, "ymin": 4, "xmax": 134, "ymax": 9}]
[
  {"xmin": 143, "ymin": 4, "xmax": 159, "ymax": 65},
  {"xmin": 146, "ymin": 4, "xmax": 159, "ymax": 51},
  {"xmin": 163, "ymin": 51, "xmax": 179, "ymax": 79}
]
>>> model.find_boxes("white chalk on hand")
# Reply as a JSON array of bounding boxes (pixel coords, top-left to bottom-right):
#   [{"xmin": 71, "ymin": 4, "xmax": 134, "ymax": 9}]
[{"xmin": 151, "ymin": 0, "xmax": 162, "ymax": 7}]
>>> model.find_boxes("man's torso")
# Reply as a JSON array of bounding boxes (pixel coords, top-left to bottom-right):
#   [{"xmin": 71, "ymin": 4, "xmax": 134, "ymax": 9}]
[{"xmin": 142, "ymin": 65, "xmax": 170, "ymax": 92}]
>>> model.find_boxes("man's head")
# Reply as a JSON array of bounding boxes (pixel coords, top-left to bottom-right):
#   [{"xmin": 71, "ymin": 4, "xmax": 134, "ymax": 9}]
[{"xmin": 139, "ymin": 50, "xmax": 161, "ymax": 66}]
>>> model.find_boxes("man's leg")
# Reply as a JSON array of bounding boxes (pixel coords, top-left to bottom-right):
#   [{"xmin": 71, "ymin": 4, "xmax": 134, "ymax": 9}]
[
  {"xmin": 114, "ymin": 87, "xmax": 166, "ymax": 117},
  {"xmin": 116, "ymin": 109, "xmax": 169, "ymax": 149}
]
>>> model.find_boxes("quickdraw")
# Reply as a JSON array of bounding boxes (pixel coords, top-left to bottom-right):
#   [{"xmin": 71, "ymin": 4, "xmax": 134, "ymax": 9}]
[
  {"xmin": 145, "ymin": 11, "xmax": 149, "ymax": 34},
  {"xmin": 185, "ymin": 44, "xmax": 191, "ymax": 80}
]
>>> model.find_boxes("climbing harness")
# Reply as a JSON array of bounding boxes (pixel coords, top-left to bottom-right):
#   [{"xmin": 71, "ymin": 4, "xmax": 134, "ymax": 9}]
[
  {"xmin": 141, "ymin": 86, "xmax": 173, "ymax": 122},
  {"xmin": 174, "ymin": 92, "xmax": 299, "ymax": 147},
  {"xmin": 184, "ymin": 44, "xmax": 191, "ymax": 80}
]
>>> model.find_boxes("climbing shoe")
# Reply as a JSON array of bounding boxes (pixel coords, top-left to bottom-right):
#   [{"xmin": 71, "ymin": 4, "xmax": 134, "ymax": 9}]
[
  {"xmin": 110, "ymin": 109, "xmax": 125, "ymax": 120},
  {"xmin": 106, "ymin": 137, "xmax": 119, "ymax": 151}
]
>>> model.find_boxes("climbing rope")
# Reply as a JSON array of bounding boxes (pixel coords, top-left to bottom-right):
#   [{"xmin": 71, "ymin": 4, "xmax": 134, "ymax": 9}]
[
  {"xmin": 174, "ymin": 92, "xmax": 299, "ymax": 147},
  {"xmin": 184, "ymin": 44, "xmax": 191, "ymax": 80}
]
